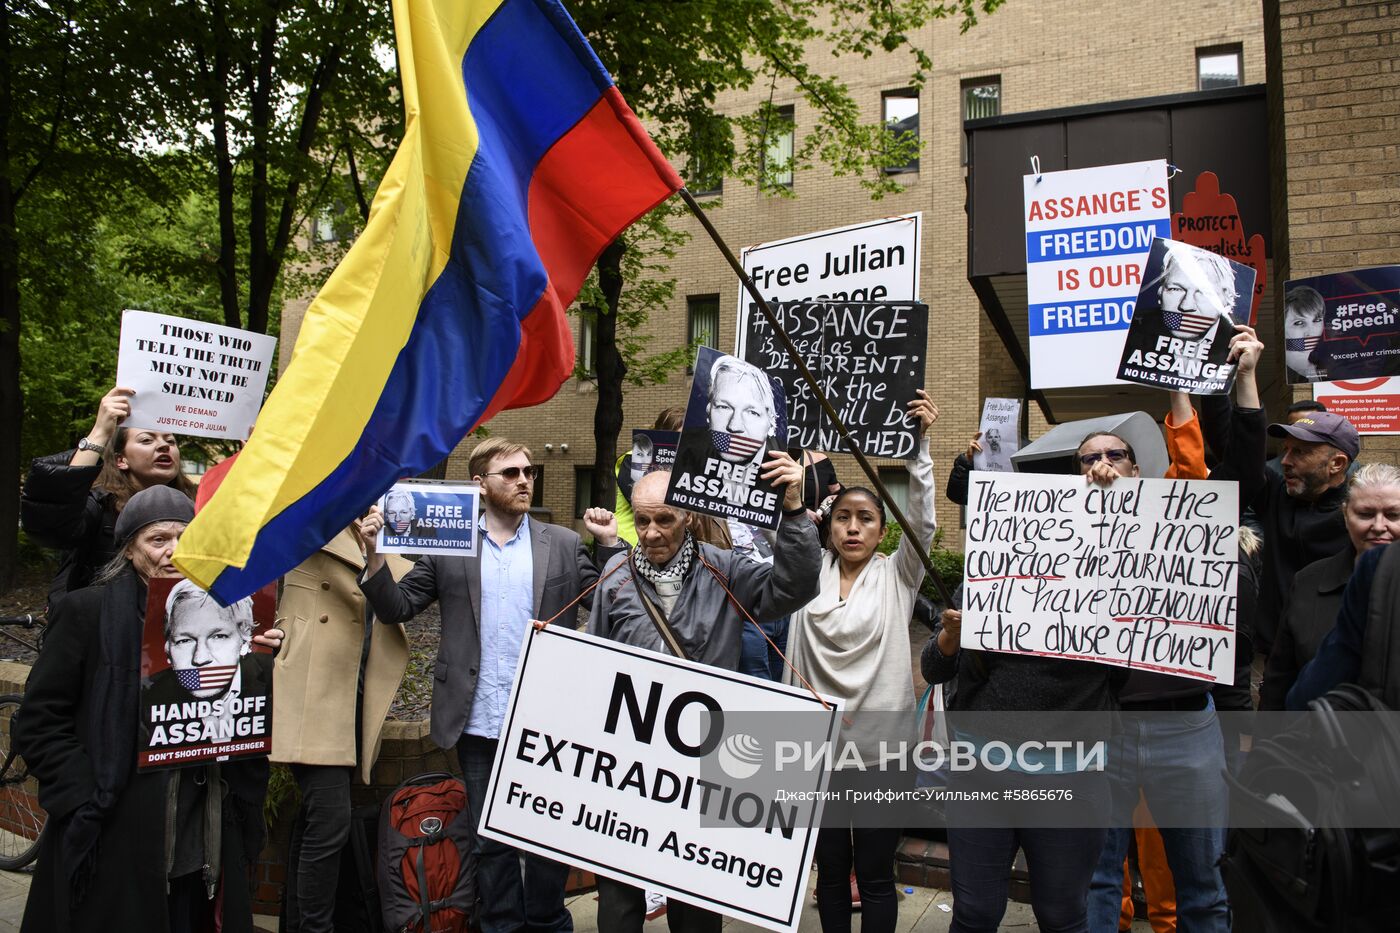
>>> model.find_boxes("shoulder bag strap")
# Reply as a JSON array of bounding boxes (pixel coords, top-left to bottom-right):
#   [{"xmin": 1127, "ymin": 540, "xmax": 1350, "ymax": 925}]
[{"xmin": 627, "ymin": 560, "xmax": 690, "ymax": 661}]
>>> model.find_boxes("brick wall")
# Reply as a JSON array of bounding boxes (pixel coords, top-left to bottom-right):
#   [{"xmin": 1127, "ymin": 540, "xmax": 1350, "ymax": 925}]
[{"xmin": 1268, "ymin": 0, "xmax": 1400, "ymax": 461}]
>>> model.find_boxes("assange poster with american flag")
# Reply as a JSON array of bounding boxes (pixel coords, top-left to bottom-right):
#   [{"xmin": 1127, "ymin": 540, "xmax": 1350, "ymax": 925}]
[
  {"xmin": 139, "ymin": 577, "xmax": 276, "ymax": 769},
  {"xmin": 667, "ymin": 346, "xmax": 790, "ymax": 530},
  {"xmin": 1115, "ymin": 238, "xmax": 1256, "ymax": 395}
]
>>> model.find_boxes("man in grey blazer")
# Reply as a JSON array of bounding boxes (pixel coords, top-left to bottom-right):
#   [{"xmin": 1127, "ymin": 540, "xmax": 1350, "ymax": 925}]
[{"xmin": 360, "ymin": 436, "xmax": 620, "ymax": 933}]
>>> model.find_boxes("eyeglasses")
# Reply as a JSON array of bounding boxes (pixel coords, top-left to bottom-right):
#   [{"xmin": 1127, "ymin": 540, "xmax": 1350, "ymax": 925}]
[
  {"xmin": 1078, "ymin": 449, "xmax": 1130, "ymax": 467},
  {"xmin": 484, "ymin": 465, "xmax": 536, "ymax": 481}
]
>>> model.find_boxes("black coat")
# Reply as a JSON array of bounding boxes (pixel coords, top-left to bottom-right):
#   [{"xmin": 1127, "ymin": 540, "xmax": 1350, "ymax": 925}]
[
  {"xmin": 16, "ymin": 583, "xmax": 267, "ymax": 933},
  {"xmin": 20, "ymin": 453, "xmax": 118, "ymax": 608},
  {"xmin": 1259, "ymin": 545, "xmax": 1355, "ymax": 711}
]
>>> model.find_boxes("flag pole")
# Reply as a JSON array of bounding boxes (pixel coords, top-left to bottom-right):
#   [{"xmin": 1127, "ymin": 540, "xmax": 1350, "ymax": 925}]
[{"xmin": 678, "ymin": 187, "xmax": 953, "ymax": 613}]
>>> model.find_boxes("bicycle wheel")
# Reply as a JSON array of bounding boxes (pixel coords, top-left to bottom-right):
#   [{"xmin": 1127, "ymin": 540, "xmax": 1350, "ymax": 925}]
[{"xmin": 0, "ymin": 694, "xmax": 45, "ymax": 870}]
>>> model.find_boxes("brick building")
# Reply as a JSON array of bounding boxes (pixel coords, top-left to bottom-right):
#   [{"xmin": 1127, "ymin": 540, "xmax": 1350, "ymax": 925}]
[{"xmin": 279, "ymin": 0, "xmax": 1396, "ymax": 535}]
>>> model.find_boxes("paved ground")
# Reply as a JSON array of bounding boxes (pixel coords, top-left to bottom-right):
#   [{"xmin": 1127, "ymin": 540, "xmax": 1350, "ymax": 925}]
[{"xmin": 0, "ymin": 863, "xmax": 1150, "ymax": 932}]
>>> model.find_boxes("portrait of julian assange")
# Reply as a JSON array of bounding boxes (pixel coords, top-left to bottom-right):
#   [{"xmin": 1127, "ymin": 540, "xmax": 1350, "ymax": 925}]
[
  {"xmin": 692, "ymin": 352, "xmax": 781, "ymax": 467},
  {"xmin": 1120, "ymin": 238, "xmax": 1248, "ymax": 374}
]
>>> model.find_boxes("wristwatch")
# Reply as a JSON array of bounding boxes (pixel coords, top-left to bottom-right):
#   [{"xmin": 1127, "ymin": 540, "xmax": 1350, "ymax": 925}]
[{"xmin": 77, "ymin": 437, "xmax": 106, "ymax": 457}]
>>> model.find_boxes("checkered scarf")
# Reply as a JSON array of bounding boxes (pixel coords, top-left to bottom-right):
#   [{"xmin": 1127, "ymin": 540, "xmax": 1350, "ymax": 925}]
[{"xmin": 631, "ymin": 530, "xmax": 696, "ymax": 587}]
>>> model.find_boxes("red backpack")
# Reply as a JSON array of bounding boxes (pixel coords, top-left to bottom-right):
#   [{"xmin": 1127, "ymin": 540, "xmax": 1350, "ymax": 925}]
[{"xmin": 377, "ymin": 772, "xmax": 478, "ymax": 933}]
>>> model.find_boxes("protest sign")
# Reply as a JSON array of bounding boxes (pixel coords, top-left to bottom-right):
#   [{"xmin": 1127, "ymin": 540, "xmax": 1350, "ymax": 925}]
[
  {"xmin": 629, "ymin": 429, "xmax": 680, "ymax": 477},
  {"xmin": 1170, "ymin": 171, "xmax": 1267, "ymax": 325},
  {"xmin": 116, "ymin": 309, "xmax": 277, "ymax": 440},
  {"xmin": 961, "ymin": 472, "xmax": 1238, "ymax": 684},
  {"xmin": 1024, "ymin": 159, "xmax": 1171, "ymax": 389},
  {"xmin": 140, "ymin": 577, "xmax": 276, "ymax": 768},
  {"xmin": 1283, "ymin": 265, "xmax": 1400, "ymax": 384},
  {"xmin": 1313, "ymin": 378, "xmax": 1400, "ymax": 435},
  {"xmin": 742, "ymin": 300, "xmax": 928, "ymax": 458},
  {"xmin": 479, "ymin": 625, "xmax": 841, "ymax": 933},
  {"xmin": 1115, "ymin": 238, "xmax": 1255, "ymax": 395},
  {"xmin": 668, "ymin": 347, "xmax": 789, "ymax": 529},
  {"xmin": 735, "ymin": 214, "xmax": 921, "ymax": 358},
  {"xmin": 376, "ymin": 481, "xmax": 480, "ymax": 557},
  {"xmin": 972, "ymin": 398, "xmax": 1021, "ymax": 473}
]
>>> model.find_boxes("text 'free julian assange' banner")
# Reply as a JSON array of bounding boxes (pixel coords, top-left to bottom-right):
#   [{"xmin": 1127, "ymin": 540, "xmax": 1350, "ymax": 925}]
[{"xmin": 961, "ymin": 472, "xmax": 1239, "ymax": 684}]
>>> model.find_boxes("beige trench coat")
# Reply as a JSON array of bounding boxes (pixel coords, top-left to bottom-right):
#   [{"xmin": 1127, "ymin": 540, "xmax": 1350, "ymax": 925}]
[{"xmin": 271, "ymin": 528, "xmax": 411, "ymax": 782}]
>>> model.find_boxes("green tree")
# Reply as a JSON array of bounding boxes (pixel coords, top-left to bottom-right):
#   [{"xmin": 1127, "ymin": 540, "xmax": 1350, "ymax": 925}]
[{"xmin": 568, "ymin": 0, "xmax": 1002, "ymax": 509}]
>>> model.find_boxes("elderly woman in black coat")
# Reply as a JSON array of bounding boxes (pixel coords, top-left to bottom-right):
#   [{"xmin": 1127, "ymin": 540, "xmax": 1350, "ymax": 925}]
[{"xmin": 17, "ymin": 485, "xmax": 282, "ymax": 933}]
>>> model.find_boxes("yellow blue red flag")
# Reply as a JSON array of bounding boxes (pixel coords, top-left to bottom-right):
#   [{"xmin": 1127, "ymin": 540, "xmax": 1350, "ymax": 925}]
[{"xmin": 174, "ymin": 0, "xmax": 682, "ymax": 602}]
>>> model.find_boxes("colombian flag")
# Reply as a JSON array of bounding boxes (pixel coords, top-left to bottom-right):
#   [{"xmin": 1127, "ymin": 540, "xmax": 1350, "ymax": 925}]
[{"xmin": 174, "ymin": 0, "xmax": 682, "ymax": 602}]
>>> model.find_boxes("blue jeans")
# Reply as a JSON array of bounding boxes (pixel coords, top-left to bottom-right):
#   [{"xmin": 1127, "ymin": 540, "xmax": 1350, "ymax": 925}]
[
  {"xmin": 738, "ymin": 616, "xmax": 789, "ymax": 682},
  {"xmin": 1086, "ymin": 702, "xmax": 1229, "ymax": 933},
  {"xmin": 458, "ymin": 735, "xmax": 573, "ymax": 932},
  {"xmin": 947, "ymin": 825, "xmax": 1105, "ymax": 933}
]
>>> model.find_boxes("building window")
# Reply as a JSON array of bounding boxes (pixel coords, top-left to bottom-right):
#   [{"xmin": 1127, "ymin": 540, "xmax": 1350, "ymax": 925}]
[
  {"xmin": 579, "ymin": 312, "xmax": 597, "ymax": 377},
  {"xmin": 1197, "ymin": 45, "xmax": 1242, "ymax": 90},
  {"xmin": 687, "ymin": 154, "xmax": 722, "ymax": 197},
  {"xmin": 882, "ymin": 89, "xmax": 919, "ymax": 174},
  {"xmin": 763, "ymin": 105, "xmax": 794, "ymax": 188},
  {"xmin": 961, "ymin": 77, "xmax": 1001, "ymax": 164},
  {"xmin": 687, "ymin": 295, "xmax": 720, "ymax": 371},
  {"xmin": 530, "ymin": 465, "xmax": 545, "ymax": 508},
  {"xmin": 574, "ymin": 466, "xmax": 594, "ymax": 518},
  {"xmin": 876, "ymin": 468, "xmax": 909, "ymax": 516}
]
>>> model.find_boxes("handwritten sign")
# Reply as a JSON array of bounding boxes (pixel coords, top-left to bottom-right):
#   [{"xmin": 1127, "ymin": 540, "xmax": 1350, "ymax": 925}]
[
  {"xmin": 116, "ymin": 309, "xmax": 276, "ymax": 439},
  {"xmin": 1284, "ymin": 266, "xmax": 1400, "ymax": 384},
  {"xmin": 140, "ymin": 577, "xmax": 276, "ymax": 768},
  {"xmin": 735, "ymin": 214, "xmax": 921, "ymax": 359},
  {"xmin": 743, "ymin": 301, "xmax": 928, "ymax": 458},
  {"xmin": 480, "ymin": 625, "xmax": 840, "ymax": 933},
  {"xmin": 668, "ymin": 347, "xmax": 789, "ymax": 529},
  {"xmin": 1024, "ymin": 160, "xmax": 1171, "ymax": 389},
  {"xmin": 972, "ymin": 398, "xmax": 1021, "ymax": 473},
  {"xmin": 961, "ymin": 472, "xmax": 1238, "ymax": 684},
  {"xmin": 1115, "ymin": 238, "xmax": 1255, "ymax": 395},
  {"xmin": 376, "ymin": 481, "xmax": 480, "ymax": 557}
]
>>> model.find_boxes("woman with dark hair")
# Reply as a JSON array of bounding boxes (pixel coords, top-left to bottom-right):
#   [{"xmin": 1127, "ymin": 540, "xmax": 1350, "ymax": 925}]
[
  {"xmin": 784, "ymin": 390, "xmax": 939, "ymax": 933},
  {"xmin": 16, "ymin": 485, "xmax": 283, "ymax": 933},
  {"xmin": 21, "ymin": 385, "xmax": 197, "ymax": 607}
]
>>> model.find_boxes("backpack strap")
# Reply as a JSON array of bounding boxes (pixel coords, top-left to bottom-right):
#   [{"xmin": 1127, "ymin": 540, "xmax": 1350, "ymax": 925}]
[{"xmin": 627, "ymin": 561, "xmax": 690, "ymax": 661}]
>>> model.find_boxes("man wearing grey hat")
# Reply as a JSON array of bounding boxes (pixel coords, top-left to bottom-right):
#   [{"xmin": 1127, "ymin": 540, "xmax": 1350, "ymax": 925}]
[{"xmin": 1251, "ymin": 410, "xmax": 1361, "ymax": 652}]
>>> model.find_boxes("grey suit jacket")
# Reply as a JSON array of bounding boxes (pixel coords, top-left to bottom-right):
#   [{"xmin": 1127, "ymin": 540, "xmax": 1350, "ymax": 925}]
[{"xmin": 360, "ymin": 517, "xmax": 603, "ymax": 749}]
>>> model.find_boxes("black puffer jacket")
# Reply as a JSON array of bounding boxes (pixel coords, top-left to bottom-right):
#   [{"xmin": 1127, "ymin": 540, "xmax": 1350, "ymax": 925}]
[{"xmin": 20, "ymin": 452, "xmax": 119, "ymax": 608}]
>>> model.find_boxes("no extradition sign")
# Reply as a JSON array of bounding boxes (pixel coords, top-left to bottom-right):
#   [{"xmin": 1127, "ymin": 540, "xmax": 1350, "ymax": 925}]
[
  {"xmin": 1023, "ymin": 160, "xmax": 1171, "ymax": 390},
  {"xmin": 480, "ymin": 625, "xmax": 841, "ymax": 933}
]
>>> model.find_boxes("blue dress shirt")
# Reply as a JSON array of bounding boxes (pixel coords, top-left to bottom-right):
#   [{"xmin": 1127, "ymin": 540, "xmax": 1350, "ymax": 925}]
[{"xmin": 465, "ymin": 515, "xmax": 534, "ymax": 738}]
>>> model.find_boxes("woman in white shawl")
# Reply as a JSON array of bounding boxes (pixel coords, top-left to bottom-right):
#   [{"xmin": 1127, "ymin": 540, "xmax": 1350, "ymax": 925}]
[{"xmin": 785, "ymin": 390, "xmax": 938, "ymax": 933}]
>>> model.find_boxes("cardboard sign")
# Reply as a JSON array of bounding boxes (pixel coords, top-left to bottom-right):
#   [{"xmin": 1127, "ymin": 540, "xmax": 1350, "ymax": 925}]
[
  {"xmin": 972, "ymin": 398, "xmax": 1021, "ymax": 473},
  {"xmin": 1314, "ymin": 378, "xmax": 1400, "ymax": 435},
  {"xmin": 140, "ymin": 577, "xmax": 276, "ymax": 768},
  {"xmin": 1024, "ymin": 160, "xmax": 1172, "ymax": 389},
  {"xmin": 962, "ymin": 472, "xmax": 1238, "ymax": 684},
  {"xmin": 735, "ymin": 214, "xmax": 921, "ymax": 358},
  {"xmin": 116, "ymin": 309, "xmax": 276, "ymax": 439},
  {"xmin": 629, "ymin": 430, "xmax": 680, "ymax": 477},
  {"xmin": 1283, "ymin": 266, "xmax": 1400, "ymax": 384},
  {"xmin": 375, "ymin": 481, "xmax": 480, "ymax": 557},
  {"xmin": 667, "ymin": 347, "xmax": 789, "ymax": 530},
  {"xmin": 1115, "ymin": 238, "xmax": 1256, "ymax": 395},
  {"xmin": 743, "ymin": 301, "xmax": 928, "ymax": 458},
  {"xmin": 1171, "ymin": 171, "xmax": 1267, "ymax": 325},
  {"xmin": 479, "ymin": 625, "xmax": 841, "ymax": 933}
]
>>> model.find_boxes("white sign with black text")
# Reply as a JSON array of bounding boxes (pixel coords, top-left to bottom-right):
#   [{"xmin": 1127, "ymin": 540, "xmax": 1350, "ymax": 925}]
[
  {"xmin": 479, "ymin": 625, "xmax": 842, "ymax": 933},
  {"xmin": 116, "ymin": 309, "xmax": 276, "ymax": 440}
]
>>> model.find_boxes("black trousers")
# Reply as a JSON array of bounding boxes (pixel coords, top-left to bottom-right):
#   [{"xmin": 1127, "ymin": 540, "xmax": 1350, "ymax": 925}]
[
  {"xmin": 813, "ymin": 825, "xmax": 902, "ymax": 933},
  {"xmin": 595, "ymin": 876, "xmax": 722, "ymax": 933},
  {"xmin": 283, "ymin": 764, "xmax": 353, "ymax": 933}
]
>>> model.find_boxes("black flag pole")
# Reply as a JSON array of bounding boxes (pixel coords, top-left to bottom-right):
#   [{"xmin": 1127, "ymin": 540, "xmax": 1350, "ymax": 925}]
[{"xmin": 678, "ymin": 187, "xmax": 953, "ymax": 613}]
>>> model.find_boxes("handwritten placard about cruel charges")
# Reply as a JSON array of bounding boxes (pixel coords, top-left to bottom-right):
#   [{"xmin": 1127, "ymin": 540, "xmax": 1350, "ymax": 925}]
[
  {"xmin": 961, "ymin": 472, "xmax": 1239, "ymax": 684},
  {"xmin": 744, "ymin": 301, "xmax": 928, "ymax": 458}
]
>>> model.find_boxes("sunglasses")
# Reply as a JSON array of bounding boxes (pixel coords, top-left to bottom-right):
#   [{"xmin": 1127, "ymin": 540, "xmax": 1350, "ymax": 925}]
[
  {"xmin": 484, "ymin": 465, "xmax": 536, "ymax": 481},
  {"xmin": 1078, "ymin": 449, "xmax": 1130, "ymax": 467}
]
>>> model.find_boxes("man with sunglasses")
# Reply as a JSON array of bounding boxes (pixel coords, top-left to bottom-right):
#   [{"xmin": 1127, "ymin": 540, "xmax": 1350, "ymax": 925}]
[{"xmin": 359, "ymin": 436, "xmax": 623, "ymax": 933}]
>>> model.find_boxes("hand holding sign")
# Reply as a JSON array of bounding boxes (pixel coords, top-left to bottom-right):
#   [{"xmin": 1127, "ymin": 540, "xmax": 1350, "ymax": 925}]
[{"xmin": 758, "ymin": 450, "xmax": 804, "ymax": 512}]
